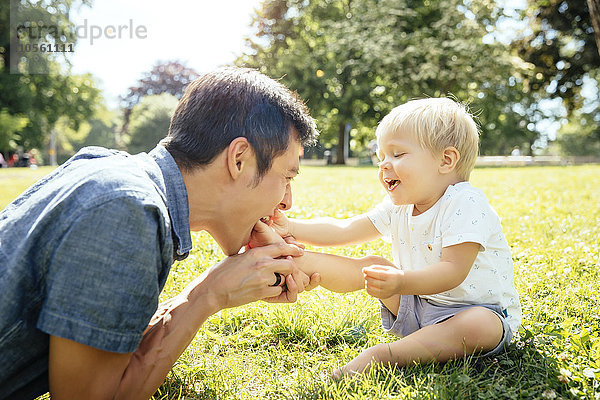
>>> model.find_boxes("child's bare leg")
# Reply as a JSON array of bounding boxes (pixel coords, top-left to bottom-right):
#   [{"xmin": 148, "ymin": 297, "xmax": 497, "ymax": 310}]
[
  {"xmin": 380, "ymin": 295, "xmax": 400, "ymax": 317},
  {"xmin": 333, "ymin": 306, "xmax": 503, "ymax": 378}
]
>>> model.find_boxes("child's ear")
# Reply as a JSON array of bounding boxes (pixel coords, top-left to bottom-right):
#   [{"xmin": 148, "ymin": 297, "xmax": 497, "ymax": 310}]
[
  {"xmin": 226, "ymin": 137, "xmax": 253, "ymax": 181},
  {"xmin": 439, "ymin": 146, "xmax": 460, "ymax": 174}
]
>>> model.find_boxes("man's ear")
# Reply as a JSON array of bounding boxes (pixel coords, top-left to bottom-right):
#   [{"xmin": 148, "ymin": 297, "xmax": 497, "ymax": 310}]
[
  {"xmin": 439, "ymin": 146, "xmax": 460, "ymax": 174},
  {"xmin": 226, "ymin": 137, "xmax": 253, "ymax": 180}
]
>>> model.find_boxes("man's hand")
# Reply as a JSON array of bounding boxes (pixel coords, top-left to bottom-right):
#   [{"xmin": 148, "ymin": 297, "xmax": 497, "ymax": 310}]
[
  {"xmin": 362, "ymin": 264, "xmax": 404, "ymax": 299},
  {"xmin": 245, "ymin": 219, "xmax": 313, "ymax": 297},
  {"xmin": 203, "ymin": 242, "xmax": 309, "ymax": 309}
]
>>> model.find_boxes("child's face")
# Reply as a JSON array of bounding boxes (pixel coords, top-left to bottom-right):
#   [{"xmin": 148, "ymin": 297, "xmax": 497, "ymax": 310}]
[{"xmin": 377, "ymin": 128, "xmax": 445, "ymax": 214}]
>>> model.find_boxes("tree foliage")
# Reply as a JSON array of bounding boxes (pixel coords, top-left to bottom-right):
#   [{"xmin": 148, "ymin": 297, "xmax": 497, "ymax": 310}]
[
  {"xmin": 556, "ymin": 109, "xmax": 600, "ymax": 155},
  {"xmin": 0, "ymin": 0, "xmax": 100, "ymax": 156},
  {"xmin": 513, "ymin": 0, "xmax": 600, "ymax": 154},
  {"xmin": 52, "ymin": 104, "xmax": 119, "ymax": 163},
  {"xmin": 119, "ymin": 61, "xmax": 199, "ymax": 141},
  {"xmin": 238, "ymin": 0, "xmax": 545, "ymax": 160},
  {"xmin": 514, "ymin": 0, "xmax": 600, "ymax": 111},
  {"xmin": 120, "ymin": 60, "xmax": 200, "ymax": 110},
  {"xmin": 123, "ymin": 93, "xmax": 178, "ymax": 155}
]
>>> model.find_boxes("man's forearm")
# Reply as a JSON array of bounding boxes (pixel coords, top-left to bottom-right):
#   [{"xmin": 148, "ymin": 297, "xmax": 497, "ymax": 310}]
[{"xmin": 115, "ymin": 272, "xmax": 219, "ymax": 400}]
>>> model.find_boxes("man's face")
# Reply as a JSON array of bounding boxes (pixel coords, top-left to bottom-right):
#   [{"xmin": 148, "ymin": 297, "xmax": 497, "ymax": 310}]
[{"xmin": 220, "ymin": 135, "xmax": 300, "ymax": 255}]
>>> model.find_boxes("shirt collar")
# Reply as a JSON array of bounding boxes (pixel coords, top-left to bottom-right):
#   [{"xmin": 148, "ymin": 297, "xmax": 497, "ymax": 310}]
[{"xmin": 149, "ymin": 145, "xmax": 192, "ymax": 257}]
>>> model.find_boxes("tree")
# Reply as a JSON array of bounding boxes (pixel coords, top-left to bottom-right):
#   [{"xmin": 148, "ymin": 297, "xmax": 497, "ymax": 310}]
[
  {"xmin": 0, "ymin": 110, "xmax": 28, "ymax": 159},
  {"xmin": 239, "ymin": 0, "xmax": 539, "ymax": 160},
  {"xmin": 121, "ymin": 61, "xmax": 200, "ymax": 110},
  {"xmin": 514, "ymin": 0, "xmax": 599, "ymax": 111},
  {"xmin": 512, "ymin": 0, "xmax": 600, "ymax": 155},
  {"xmin": 79, "ymin": 105, "xmax": 119, "ymax": 150},
  {"xmin": 0, "ymin": 0, "xmax": 100, "ymax": 158},
  {"xmin": 51, "ymin": 104, "xmax": 119, "ymax": 163},
  {"xmin": 589, "ymin": 0, "xmax": 600, "ymax": 55},
  {"xmin": 239, "ymin": 0, "xmax": 382, "ymax": 164},
  {"xmin": 119, "ymin": 61, "xmax": 200, "ymax": 142},
  {"xmin": 556, "ymin": 109, "xmax": 600, "ymax": 155},
  {"xmin": 123, "ymin": 93, "xmax": 178, "ymax": 155}
]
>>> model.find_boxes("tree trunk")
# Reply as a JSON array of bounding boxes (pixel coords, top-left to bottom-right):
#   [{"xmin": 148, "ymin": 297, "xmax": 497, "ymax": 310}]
[
  {"xmin": 588, "ymin": 0, "xmax": 600, "ymax": 56},
  {"xmin": 335, "ymin": 122, "xmax": 346, "ymax": 164}
]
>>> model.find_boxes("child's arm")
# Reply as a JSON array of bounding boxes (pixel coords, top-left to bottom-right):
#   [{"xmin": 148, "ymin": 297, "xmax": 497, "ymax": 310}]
[
  {"xmin": 249, "ymin": 217, "xmax": 394, "ymax": 294},
  {"xmin": 271, "ymin": 209, "xmax": 382, "ymax": 247},
  {"xmin": 362, "ymin": 242, "xmax": 480, "ymax": 299},
  {"xmin": 295, "ymin": 251, "xmax": 394, "ymax": 293}
]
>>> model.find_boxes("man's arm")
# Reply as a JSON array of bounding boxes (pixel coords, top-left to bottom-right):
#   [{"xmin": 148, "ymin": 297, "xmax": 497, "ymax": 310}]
[
  {"xmin": 48, "ymin": 243, "xmax": 305, "ymax": 400},
  {"xmin": 362, "ymin": 242, "xmax": 480, "ymax": 299}
]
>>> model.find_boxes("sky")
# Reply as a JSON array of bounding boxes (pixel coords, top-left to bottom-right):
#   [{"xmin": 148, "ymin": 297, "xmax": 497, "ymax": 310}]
[{"xmin": 69, "ymin": 0, "xmax": 263, "ymax": 108}]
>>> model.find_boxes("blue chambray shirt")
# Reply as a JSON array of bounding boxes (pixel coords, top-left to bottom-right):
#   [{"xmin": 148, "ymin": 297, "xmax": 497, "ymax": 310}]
[{"xmin": 0, "ymin": 145, "xmax": 192, "ymax": 399}]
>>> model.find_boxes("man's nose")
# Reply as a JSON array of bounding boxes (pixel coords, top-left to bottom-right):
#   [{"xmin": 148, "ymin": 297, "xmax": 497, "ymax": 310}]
[{"xmin": 278, "ymin": 184, "xmax": 292, "ymax": 210}]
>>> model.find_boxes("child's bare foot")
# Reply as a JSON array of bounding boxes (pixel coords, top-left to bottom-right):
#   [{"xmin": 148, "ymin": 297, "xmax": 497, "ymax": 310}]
[
  {"xmin": 331, "ymin": 348, "xmax": 379, "ymax": 379},
  {"xmin": 331, "ymin": 366, "xmax": 360, "ymax": 380}
]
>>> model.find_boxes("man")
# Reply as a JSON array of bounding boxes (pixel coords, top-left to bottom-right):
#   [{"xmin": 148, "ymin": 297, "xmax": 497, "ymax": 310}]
[{"xmin": 0, "ymin": 67, "xmax": 320, "ymax": 399}]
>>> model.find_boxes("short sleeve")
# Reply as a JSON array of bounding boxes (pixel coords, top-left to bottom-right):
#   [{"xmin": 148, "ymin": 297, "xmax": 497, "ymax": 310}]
[
  {"xmin": 37, "ymin": 196, "xmax": 167, "ymax": 353},
  {"xmin": 441, "ymin": 189, "xmax": 497, "ymax": 251},
  {"xmin": 367, "ymin": 196, "xmax": 395, "ymax": 241}
]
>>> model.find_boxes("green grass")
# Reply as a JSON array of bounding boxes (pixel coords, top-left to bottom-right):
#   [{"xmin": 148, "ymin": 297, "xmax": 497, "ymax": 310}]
[
  {"xmin": 0, "ymin": 166, "xmax": 54, "ymax": 208},
  {"xmin": 5, "ymin": 165, "xmax": 599, "ymax": 399}
]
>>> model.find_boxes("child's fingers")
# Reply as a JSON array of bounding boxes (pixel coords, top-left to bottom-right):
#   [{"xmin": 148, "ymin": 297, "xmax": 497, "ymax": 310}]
[
  {"xmin": 283, "ymin": 235, "xmax": 305, "ymax": 249},
  {"xmin": 362, "ymin": 266, "xmax": 391, "ymax": 280},
  {"xmin": 365, "ymin": 283, "xmax": 386, "ymax": 298},
  {"xmin": 363, "ymin": 264, "xmax": 393, "ymax": 274},
  {"xmin": 364, "ymin": 276, "xmax": 385, "ymax": 289},
  {"xmin": 368, "ymin": 264, "xmax": 393, "ymax": 270}
]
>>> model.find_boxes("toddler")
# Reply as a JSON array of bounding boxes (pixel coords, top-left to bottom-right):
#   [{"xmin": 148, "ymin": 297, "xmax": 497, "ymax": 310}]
[{"xmin": 264, "ymin": 98, "xmax": 522, "ymax": 377}]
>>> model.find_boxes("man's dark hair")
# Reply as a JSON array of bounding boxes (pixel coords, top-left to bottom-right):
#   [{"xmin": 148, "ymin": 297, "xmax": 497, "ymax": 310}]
[{"xmin": 161, "ymin": 67, "xmax": 318, "ymax": 180}]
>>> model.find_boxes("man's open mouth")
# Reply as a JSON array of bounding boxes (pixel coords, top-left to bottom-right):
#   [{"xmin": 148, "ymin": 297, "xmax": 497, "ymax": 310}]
[
  {"xmin": 260, "ymin": 216, "xmax": 272, "ymax": 224},
  {"xmin": 384, "ymin": 178, "xmax": 400, "ymax": 191}
]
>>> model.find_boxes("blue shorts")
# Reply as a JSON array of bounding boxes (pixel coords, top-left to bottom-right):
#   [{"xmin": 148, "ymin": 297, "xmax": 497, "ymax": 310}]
[{"xmin": 381, "ymin": 295, "xmax": 513, "ymax": 358}]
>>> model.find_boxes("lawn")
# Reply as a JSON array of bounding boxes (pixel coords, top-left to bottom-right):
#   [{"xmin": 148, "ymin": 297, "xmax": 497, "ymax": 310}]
[{"xmin": 4, "ymin": 164, "xmax": 599, "ymax": 399}]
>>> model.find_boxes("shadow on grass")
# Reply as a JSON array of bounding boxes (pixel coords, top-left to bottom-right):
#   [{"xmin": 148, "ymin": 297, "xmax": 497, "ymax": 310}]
[
  {"xmin": 153, "ymin": 337, "xmax": 573, "ymax": 400},
  {"xmin": 295, "ymin": 341, "xmax": 574, "ymax": 400}
]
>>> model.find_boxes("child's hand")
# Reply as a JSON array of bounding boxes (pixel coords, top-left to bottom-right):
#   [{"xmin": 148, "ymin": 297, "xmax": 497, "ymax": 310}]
[
  {"xmin": 362, "ymin": 264, "xmax": 404, "ymax": 299},
  {"xmin": 271, "ymin": 209, "xmax": 292, "ymax": 239},
  {"xmin": 246, "ymin": 219, "xmax": 286, "ymax": 249},
  {"xmin": 269, "ymin": 209, "xmax": 305, "ymax": 249}
]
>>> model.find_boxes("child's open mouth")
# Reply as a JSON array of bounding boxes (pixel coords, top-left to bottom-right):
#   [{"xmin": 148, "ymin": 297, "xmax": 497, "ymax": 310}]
[{"xmin": 384, "ymin": 178, "xmax": 400, "ymax": 191}]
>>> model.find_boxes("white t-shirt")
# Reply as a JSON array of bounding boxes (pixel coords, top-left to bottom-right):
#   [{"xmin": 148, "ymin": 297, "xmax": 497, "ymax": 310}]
[{"xmin": 367, "ymin": 182, "xmax": 522, "ymax": 332}]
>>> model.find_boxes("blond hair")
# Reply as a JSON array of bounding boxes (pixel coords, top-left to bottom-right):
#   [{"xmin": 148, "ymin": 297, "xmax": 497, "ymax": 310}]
[{"xmin": 376, "ymin": 98, "xmax": 480, "ymax": 180}]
